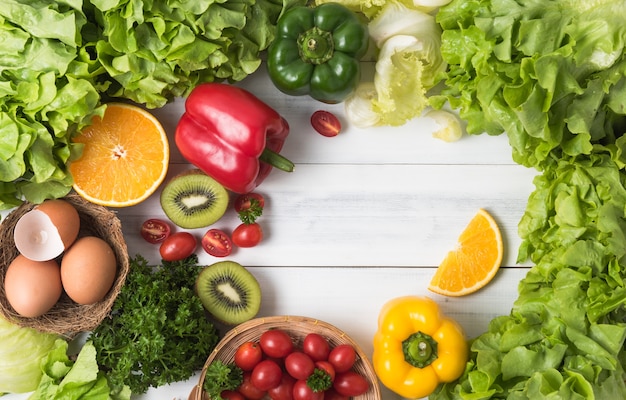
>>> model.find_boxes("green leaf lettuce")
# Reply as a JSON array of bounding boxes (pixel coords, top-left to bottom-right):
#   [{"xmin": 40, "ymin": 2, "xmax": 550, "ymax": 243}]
[
  {"xmin": 30, "ymin": 340, "xmax": 131, "ymax": 400},
  {"xmin": 429, "ymin": 0, "xmax": 626, "ymax": 398},
  {"xmin": 0, "ymin": 316, "xmax": 61, "ymax": 394},
  {"xmin": 432, "ymin": 0, "xmax": 626, "ymax": 171}
]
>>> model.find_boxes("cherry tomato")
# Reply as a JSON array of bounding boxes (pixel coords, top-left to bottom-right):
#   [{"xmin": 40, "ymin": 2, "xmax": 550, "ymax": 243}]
[
  {"xmin": 265, "ymin": 355, "xmax": 287, "ymax": 370},
  {"xmin": 251, "ymin": 359, "xmax": 283, "ymax": 391},
  {"xmin": 314, "ymin": 361, "xmax": 336, "ymax": 382},
  {"xmin": 333, "ymin": 371, "xmax": 369, "ymax": 397},
  {"xmin": 201, "ymin": 228, "xmax": 233, "ymax": 257},
  {"xmin": 327, "ymin": 344, "xmax": 356, "ymax": 373},
  {"xmin": 285, "ymin": 352, "xmax": 315, "ymax": 380},
  {"xmin": 220, "ymin": 390, "xmax": 245, "ymax": 400},
  {"xmin": 234, "ymin": 193, "xmax": 265, "ymax": 213},
  {"xmin": 234, "ymin": 341, "xmax": 263, "ymax": 371},
  {"xmin": 268, "ymin": 373, "xmax": 296, "ymax": 400},
  {"xmin": 232, "ymin": 222, "xmax": 263, "ymax": 248},
  {"xmin": 159, "ymin": 232, "xmax": 196, "ymax": 261},
  {"xmin": 238, "ymin": 372, "xmax": 266, "ymax": 400},
  {"xmin": 323, "ymin": 388, "xmax": 348, "ymax": 400},
  {"xmin": 260, "ymin": 329, "xmax": 294, "ymax": 358},
  {"xmin": 302, "ymin": 333, "xmax": 331, "ymax": 362},
  {"xmin": 311, "ymin": 110, "xmax": 341, "ymax": 137},
  {"xmin": 140, "ymin": 219, "xmax": 171, "ymax": 244},
  {"xmin": 292, "ymin": 379, "xmax": 324, "ymax": 400}
]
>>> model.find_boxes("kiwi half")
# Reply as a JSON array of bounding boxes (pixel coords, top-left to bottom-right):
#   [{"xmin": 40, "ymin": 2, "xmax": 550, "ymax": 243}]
[
  {"xmin": 195, "ymin": 261, "xmax": 261, "ymax": 325},
  {"xmin": 160, "ymin": 169, "xmax": 228, "ymax": 229}
]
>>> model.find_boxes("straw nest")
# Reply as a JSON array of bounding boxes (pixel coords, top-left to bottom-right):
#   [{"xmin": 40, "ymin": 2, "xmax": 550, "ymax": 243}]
[
  {"xmin": 189, "ymin": 315, "xmax": 382, "ymax": 400},
  {"xmin": 0, "ymin": 193, "xmax": 129, "ymax": 338}
]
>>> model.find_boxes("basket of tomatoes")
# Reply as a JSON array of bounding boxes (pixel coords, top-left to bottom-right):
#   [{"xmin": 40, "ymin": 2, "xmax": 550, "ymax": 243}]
[{"xmin": 190, "ymin": 315, "xmax": 381, "ymax": 400}]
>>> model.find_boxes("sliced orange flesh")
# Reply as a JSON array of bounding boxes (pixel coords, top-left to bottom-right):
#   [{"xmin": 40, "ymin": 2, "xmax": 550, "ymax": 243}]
[
  {"xmin": 429, "ymin": 208, "xmax": 503, "ymax": 296},
  {"xmin": 69, "ymin": 103, "xmax": 169, "ymax": 207}
]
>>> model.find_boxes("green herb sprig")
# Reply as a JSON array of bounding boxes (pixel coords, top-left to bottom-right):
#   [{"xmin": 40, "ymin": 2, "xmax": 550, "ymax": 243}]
[
  {"xmin": 203, "ymin": 360, "xmax": 244, "ymax": 400},
  {"xmin": 89, "ymin": 254, "xmax": 219, "ymax": 394}
]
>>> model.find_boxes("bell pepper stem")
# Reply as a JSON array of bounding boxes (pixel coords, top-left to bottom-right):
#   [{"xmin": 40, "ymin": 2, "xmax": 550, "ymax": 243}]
[
  {"xmin": 402, "ymin": 331, "xmax": 438, "ymax": 368},
  {"xmin": 260, "ymin": 148, "xmax": 295, "ymax": 172},
  {"xmin": 298, "ymin": 27, "xmax": 334, "ymax": 65}
]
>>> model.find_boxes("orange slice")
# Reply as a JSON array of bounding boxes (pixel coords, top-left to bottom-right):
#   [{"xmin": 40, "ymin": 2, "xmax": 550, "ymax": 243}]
[
  {"xmin": 428, "ymin": 208, "xmax": 503, "ymax": 296},
  {"xmin": 69, "ymin": 103, "xmax": 169, "ymax": 207}
]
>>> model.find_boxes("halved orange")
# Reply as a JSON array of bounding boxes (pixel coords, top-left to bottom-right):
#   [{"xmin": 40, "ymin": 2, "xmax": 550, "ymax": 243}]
[
  {"xmin": 69, "ymin": 103, "xmax": 169, "ymax": 207},
  {"xmin": 428, "ymin": 208, "xmax": 503, "ymax": 296}
]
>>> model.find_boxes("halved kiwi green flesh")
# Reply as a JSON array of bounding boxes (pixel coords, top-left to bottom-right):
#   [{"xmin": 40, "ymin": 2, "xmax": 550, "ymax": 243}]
[
  {"xmin": 160, "ymin": 169, "xmax": 228, "ymax": 229},
  {"xmin": 195, "ymin": 261, "xmax": 262, "ymax": 325}
]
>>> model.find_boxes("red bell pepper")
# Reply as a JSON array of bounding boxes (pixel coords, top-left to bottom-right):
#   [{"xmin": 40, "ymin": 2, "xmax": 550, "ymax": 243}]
[{"xmin": 175, "ymin": 83, "xmax": 294, "ymax": 194}]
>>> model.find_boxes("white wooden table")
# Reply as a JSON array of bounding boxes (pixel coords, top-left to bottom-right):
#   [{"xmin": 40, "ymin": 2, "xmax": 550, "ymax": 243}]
[{"xmin": 2, "ymin": 69, "xmax": 539, "ymax": 400}]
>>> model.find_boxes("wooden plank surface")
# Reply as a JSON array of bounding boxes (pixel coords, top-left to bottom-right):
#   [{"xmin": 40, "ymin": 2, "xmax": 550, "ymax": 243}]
[{"xmin": 1, "ymin": 70, "xmax": 540, "ymax": 400}]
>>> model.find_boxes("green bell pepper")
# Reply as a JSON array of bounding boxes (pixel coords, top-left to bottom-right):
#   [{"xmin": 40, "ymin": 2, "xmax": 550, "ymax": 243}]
[{"xmin": 266, "ymin": 3, "xmax": 369, "ymax": 104}]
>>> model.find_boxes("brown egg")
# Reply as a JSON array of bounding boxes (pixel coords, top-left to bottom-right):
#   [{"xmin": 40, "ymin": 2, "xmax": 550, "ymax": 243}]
[
  {"xmin": 13, "ymin": 199, "xmax": 80, "ymax": 261},
  {"xmin": 4, "ymin": 255, "xmax": 62, "ymax": 318},
  {"xmin": 60, "ymin": 236, "xmax": 117, "ymax": 305}
]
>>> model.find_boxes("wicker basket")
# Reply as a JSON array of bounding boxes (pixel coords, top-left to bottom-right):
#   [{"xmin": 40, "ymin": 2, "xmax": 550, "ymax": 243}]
[
  {"xmin": 190, "ymin": 315, "xmax": 382, "ymax": 400},
  {"xmin": 0, "ymin": 193, "xmax": 129, "ymax": 338}
]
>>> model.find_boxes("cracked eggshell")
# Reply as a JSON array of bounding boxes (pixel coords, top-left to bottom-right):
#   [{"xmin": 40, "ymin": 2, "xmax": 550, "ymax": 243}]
[
  {"xmin": 13, "ymin": 199, "xmax": 80, "ymax": 261},
  {"xmin": 4, "ymin": 255, "xmax": 62, "ymax": 318}
]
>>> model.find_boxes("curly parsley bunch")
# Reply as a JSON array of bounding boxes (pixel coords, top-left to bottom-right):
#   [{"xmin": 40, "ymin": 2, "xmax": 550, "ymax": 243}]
[{"xmin": 90, "ymin": 255, "xmax": 219, "ymax": 394}]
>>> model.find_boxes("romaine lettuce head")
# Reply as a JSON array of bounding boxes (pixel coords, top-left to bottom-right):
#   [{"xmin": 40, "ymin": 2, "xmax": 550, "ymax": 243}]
[
  {"xmin": 369, "ymin": 2, "xmax": 446, "ymax": 89},
  {"xmin": 344, "ymin": 35, "xmax": 433, "ymax": 128},
  {"xmin": 0, "ymin": 316, "xmax": 62, "ymax": 394},
  {"xmin": 344, "ymin": 1, "xmax": 447, "ymax": 128},
  {"xmin": 372, "ymin": 35, "xmax": 430, "ymax": 126}
]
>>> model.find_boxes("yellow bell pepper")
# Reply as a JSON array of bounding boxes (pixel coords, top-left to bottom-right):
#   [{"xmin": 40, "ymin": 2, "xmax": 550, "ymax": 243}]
[{"xmin": 373, "ymin": 296, "xmax": 469, "ymax": 399}]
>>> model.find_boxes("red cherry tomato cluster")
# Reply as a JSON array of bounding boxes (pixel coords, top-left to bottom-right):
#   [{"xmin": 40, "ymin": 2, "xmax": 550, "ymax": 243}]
[
  {"xmin": 139, "ymin": 219, "xmax": 197, "ymax": 262},
  {"xmin": 140, "ymin": 193, "xmax": 266, "ymax": 260},
  {"xmin": 229, "ymin": 329, "xmax": 369, "ymax": 400},
  {"xmin": 202, "ymin": 192, "xmax": 265, "ymax": 257},
  {"xmin": 231, "ymin": 192, "xmax": 265, "ymax": 248}
]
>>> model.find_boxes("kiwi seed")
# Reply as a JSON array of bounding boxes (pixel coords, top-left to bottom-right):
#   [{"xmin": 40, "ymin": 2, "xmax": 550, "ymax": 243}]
[
  {"xmin": 160, "ymin": 169, "xmax": 228, "ymax": 229},
  {"xmin": 195, "ymin": 261, "xmax": 261, "ymax": 325}
]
